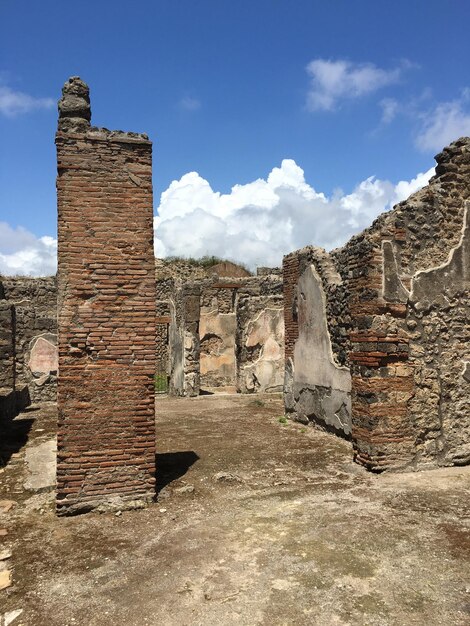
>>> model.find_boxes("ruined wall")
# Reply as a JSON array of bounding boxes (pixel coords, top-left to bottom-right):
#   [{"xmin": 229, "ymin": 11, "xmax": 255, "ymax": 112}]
[
  {"xmin": 237, "ymin": 294, "xmax": 284, "ymax": 393},
  {"xmin": 155, "ymin": 277, "xmax": 174, "ymax": 391},
  {"xmin": 0, "ymin": 276, "xmax": 55, "ymax": 418},
  {"xmin": 209, "ymin": 261, "xmax": 251, "ymax": 278},
  {"xmin": 168, "ymin": 283, "xmax": 201, "ymax": 397},
  {"xmin": 56, "ymin": 77, "xmax": 156, "ymax": 513},
  {"xmin": 200, "ymin": 282, "xmax": 238, "ymax": 390},
  {"xmin": 0, "ymin": 294, "xmax": 15, "ymax": 391},
  {"xmin": 199, "ymin": 273, "xmax": 284, "ymax": 392},
  {"xmin": 283, "ymin": 249, "xmax": 351, "ymax": 436},
  {"xmin": 161, "ymin": 267, "xmax": 284, "ymax": 395},
  {"xmin": 284, "ymin": 137, "xmax": 470, "ymax": 471},
  {"xmin": 407, "ymin": 210, "xmax": 469, "ymax": 467},
  {"xmin": 0, "ymin": 289, "xmax": 18, "ymax": 419},
  {"xmin": 155, "ymin": 320, "xmax": 169, "ymax": 372},
  {"xmin": 339, "ymin": 138, "xmax": 470, "ymax": 471},
  {"xmin": 1, "ymin": 277, "xmax": 57, "ymax": 403},
  {"xmin": 157, "ymin": 260, "xmax": 253, "ymax": 395}
]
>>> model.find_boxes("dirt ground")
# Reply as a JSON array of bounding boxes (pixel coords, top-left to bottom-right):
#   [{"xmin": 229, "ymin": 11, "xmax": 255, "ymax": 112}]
[{"xmin": 1, "ymin": 393, "xmax": 469, "ymax": 626}]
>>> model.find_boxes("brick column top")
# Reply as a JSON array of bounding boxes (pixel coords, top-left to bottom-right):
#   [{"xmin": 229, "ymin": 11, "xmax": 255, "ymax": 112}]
[
  {"xmin": 58, "ymin": 76, "xmax": 91, "ymax": 133},
  {"xmin": 57, "ymin": 76, "xmax": 150, "ymax": 143}
]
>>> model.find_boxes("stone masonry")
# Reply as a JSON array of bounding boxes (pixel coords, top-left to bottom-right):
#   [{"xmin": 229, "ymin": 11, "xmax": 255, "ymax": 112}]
[
  {"xmin": 236, "ymin": 294, "xmax": 284, "ymax": 394},
  {"xmin": 0, "ymin": 276, "xmax": 56, "ymax": 419},
  {"xmin": 283, "ymin": 248, "xmax": 351, "ymax": 436},
  {"xmin": 0, "ymin": 285, "xmax": 20, "ymax": 419},
  {"xmin": 56, "ymin": 77, "xmax": 156, "ymax": 513},
  {"xmin": 156, "ymin": 263, "xmax": 284, "ymax": 395},
  {"xmin": 168, "ymin": 282, "xmax": 201, "ymax": 397},
  {"xmin": 199, "ymin": 273, "xmax": 284, "ymax": 393},
  {"xmin": 1, "ymin": 277, "xmax": 57, "ymax": 404},
  {"xmin": 284, "ymin": 137, "xmax": 470, "ymax": 471},
  {"xmin": 1, "ymin": 260, "xmax": 279, "ymax": 408}
]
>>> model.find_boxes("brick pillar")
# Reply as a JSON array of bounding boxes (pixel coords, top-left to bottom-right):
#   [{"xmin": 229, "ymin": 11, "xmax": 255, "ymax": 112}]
[
  {"xmin": 56, "ymin": 77, "xmax": 156, "ymax": 514},
  {"xmin": 348, "ymin": 237, "xmax": 414, "ymax": 471},
  {"xmin": 282, "ymin": 253, "xmax": 300, "ymax": 361}
]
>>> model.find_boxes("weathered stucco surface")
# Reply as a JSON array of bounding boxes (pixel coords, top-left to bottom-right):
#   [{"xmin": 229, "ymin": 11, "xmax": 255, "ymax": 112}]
[
  {"xmin": 0, "ymin": 276, "xmax": 57, "ymax": 408},
  {"xmin": 285, "ymin": 263, "xmax": 351, "ymax": 436},
  {"xmin": 237, "ymin": 296, "xmax": 284, "ymax": 393},
  {"xmin": 168, "ymin": 284, "xmax": 200, "ymax": 397},
  {"xmin": 284, "ymin": 137, "xmax": 469, "ymax": 471},
  {"xmin": 164, "ymin": 268, "xmax": 284, "ymax": 395},
  {"xmin": 200, "ymin": 309, "xmax": 237, "ymax": 389},
  {"xmin": 406, "ymin": 203, "xmax": 470, "ymax": 467}
]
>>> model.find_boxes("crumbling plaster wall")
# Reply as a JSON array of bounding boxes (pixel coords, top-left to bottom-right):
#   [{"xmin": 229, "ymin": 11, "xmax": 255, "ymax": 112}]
[
  {"xmin": 236, "ymin": 294, "xmax": 284, "ymax": 393},
  {"xmin": 199, "ymin": 273, "xmax": 284, "ymax": 392},
  {"xmin": 162, "ymin": 267, "xmax": 284, "ymax": 395},
  {"xmin": 406, "ymin": 203, "xmax": 470, "ymax": 467},
  {"xmin": 337, "ymin": 138, "xmax": 470, "ymax": 471},
  {"xmin": 199, "ymin": 282, "xmax": 238, "ymax": 390},
  {"xmin": 1, "ymin": 277, "xmax": 57, "ymax": 403},
  {"xmin": 168, "ymin": 283, "xmax": 201, "ymax": 397},
  {"xmin": 284, "ymin": 137, "xmax": 469, "ymax": 471},
  {"xmin": 283, "ymin": 248, "xmax": 351, "ymax": 436}
]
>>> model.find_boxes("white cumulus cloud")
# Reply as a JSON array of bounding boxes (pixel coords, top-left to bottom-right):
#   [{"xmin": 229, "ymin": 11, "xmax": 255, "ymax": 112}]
[
  {"xmin": 0, "ymin": 223, "xmax": 57, "ymax": 276},
  {"xmin": 0, "ymin": 84, "xmax": 55, "ymax": 117},
  {"xmin": 415, "ymin": 92, "xmax": 470, "ymax": 152},
  {"xmin": 154, "ymin": 160, "xmax": 435, "ymax": 269},
  {"xmin": 305, "ymin": 59, "xmax": 409, "ymax": 112},
  {"xmin": 0, "ymin": 161, "xmax": 435, "ymax": 276}
]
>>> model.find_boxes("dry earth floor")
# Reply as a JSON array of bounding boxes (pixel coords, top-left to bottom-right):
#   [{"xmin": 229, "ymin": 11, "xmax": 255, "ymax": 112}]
[{"xmin": 0, "ymin": 394, "xmax": 469, "ymax": 625}]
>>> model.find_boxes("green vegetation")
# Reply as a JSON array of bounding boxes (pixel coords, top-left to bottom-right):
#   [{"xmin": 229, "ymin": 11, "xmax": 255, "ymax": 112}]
[
  {"xmin": 155, "ymin": 373, "xmax": 169, "ymax": 393},
  {"xmin": 165, "ymin": 255, "xmax": 251, "ymax": 274},
  {"xmin": 166, "ymin": 254, "xmax": 225, "ymax": 268},
  {"xmin": 278, "ymin": 415, "xmax": 288, "ymax": 425}
]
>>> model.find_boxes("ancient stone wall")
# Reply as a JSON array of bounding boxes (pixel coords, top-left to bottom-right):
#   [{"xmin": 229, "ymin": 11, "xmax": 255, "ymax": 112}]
[
  {"xmin": 159, "ymin": 266, "xmax": 284, "ymax": 395},
  {"xmin": 283, "ymin": 248, "xmax": 351, "ymax": 436},
  {"xmin": 55, "ymin": 76, "xmax": 156, "ymax": 514},
  {"xmin": 236, "ymin": 294, "xmax": 284, "ymax": 393},
  {"xmin": 168, "ymin": 283, "xmax": 201, "ymax": 397},
  {"xmin": 200, "ymin": 282, "xmax": 238, "ymax": 390},
  {"xmin": 0, "ymin": 287, "xmax": 19, "ymax": 419},
  {"xmin": 199, "ymin": 274, "xmax": 284, "ymax": 392},
  {"xmin": 209, "ymin": 261, "xmax": 251, "ymax": 278},
  {"xmin": 284, "ymin": 137, "xmax": 470, "ymax": 471},
  {"xmin": 1, "ymin": 277, "xmax": 57, "ymax": 403},
  {"xmin": 155, "ymin": 276, "xmax": 174, "ymax": 391},
  {"xmin": 0, "ymin": 293, "xmax": 15, "ymax": 391},
  {"xmin": 341, "ymin": 138, "xmax": 470, "ymax": 471}
]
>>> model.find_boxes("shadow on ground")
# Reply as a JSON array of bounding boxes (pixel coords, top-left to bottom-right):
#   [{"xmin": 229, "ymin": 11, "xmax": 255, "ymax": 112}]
[
  {"xmin": 2, "ymin": 394, "xmax": 470, "ymax": 626},
  {"xmin": 0, "ymin": 415, "xmax": 35, "ymax": 467},
  {"xmin": 155, "ymin": 450, "xmax": 199, "ymax": 494}
]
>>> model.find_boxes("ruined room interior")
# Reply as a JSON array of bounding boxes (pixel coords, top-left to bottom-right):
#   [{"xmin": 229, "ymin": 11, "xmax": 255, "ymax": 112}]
[{"xmin": 0, "ymin": 74, "xmax": 468, "ymax": 626}]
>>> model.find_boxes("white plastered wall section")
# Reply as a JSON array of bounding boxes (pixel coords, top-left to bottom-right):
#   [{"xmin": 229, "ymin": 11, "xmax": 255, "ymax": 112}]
[{"xmin": 288, "ymin": 264, "xmax": 352, "ymax": 436}]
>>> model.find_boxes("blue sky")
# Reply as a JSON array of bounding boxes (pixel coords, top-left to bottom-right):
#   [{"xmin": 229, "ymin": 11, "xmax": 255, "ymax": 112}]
[{"xmin": 1, "ymin": 1, "xmax": 470, "ymax": 274}]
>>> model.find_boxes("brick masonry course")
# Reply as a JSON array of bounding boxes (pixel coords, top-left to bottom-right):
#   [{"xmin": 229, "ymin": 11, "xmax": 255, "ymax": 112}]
[
  {"xmin": 284, "ymin": 137, "xmax": 470, "ymax": 471},
  {"xmin": 55, "ymin": 77, "xmax": 156, "ymax": 514}
]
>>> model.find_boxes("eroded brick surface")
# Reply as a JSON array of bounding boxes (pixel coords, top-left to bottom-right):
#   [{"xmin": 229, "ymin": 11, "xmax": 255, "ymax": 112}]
[
  {"xmin": 284, "ymin": 137, "xmax": 470, "ymax": 471},
  {"xmin": 55, "ymin": 77, "xmax": 156, "ymax": 514}
]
